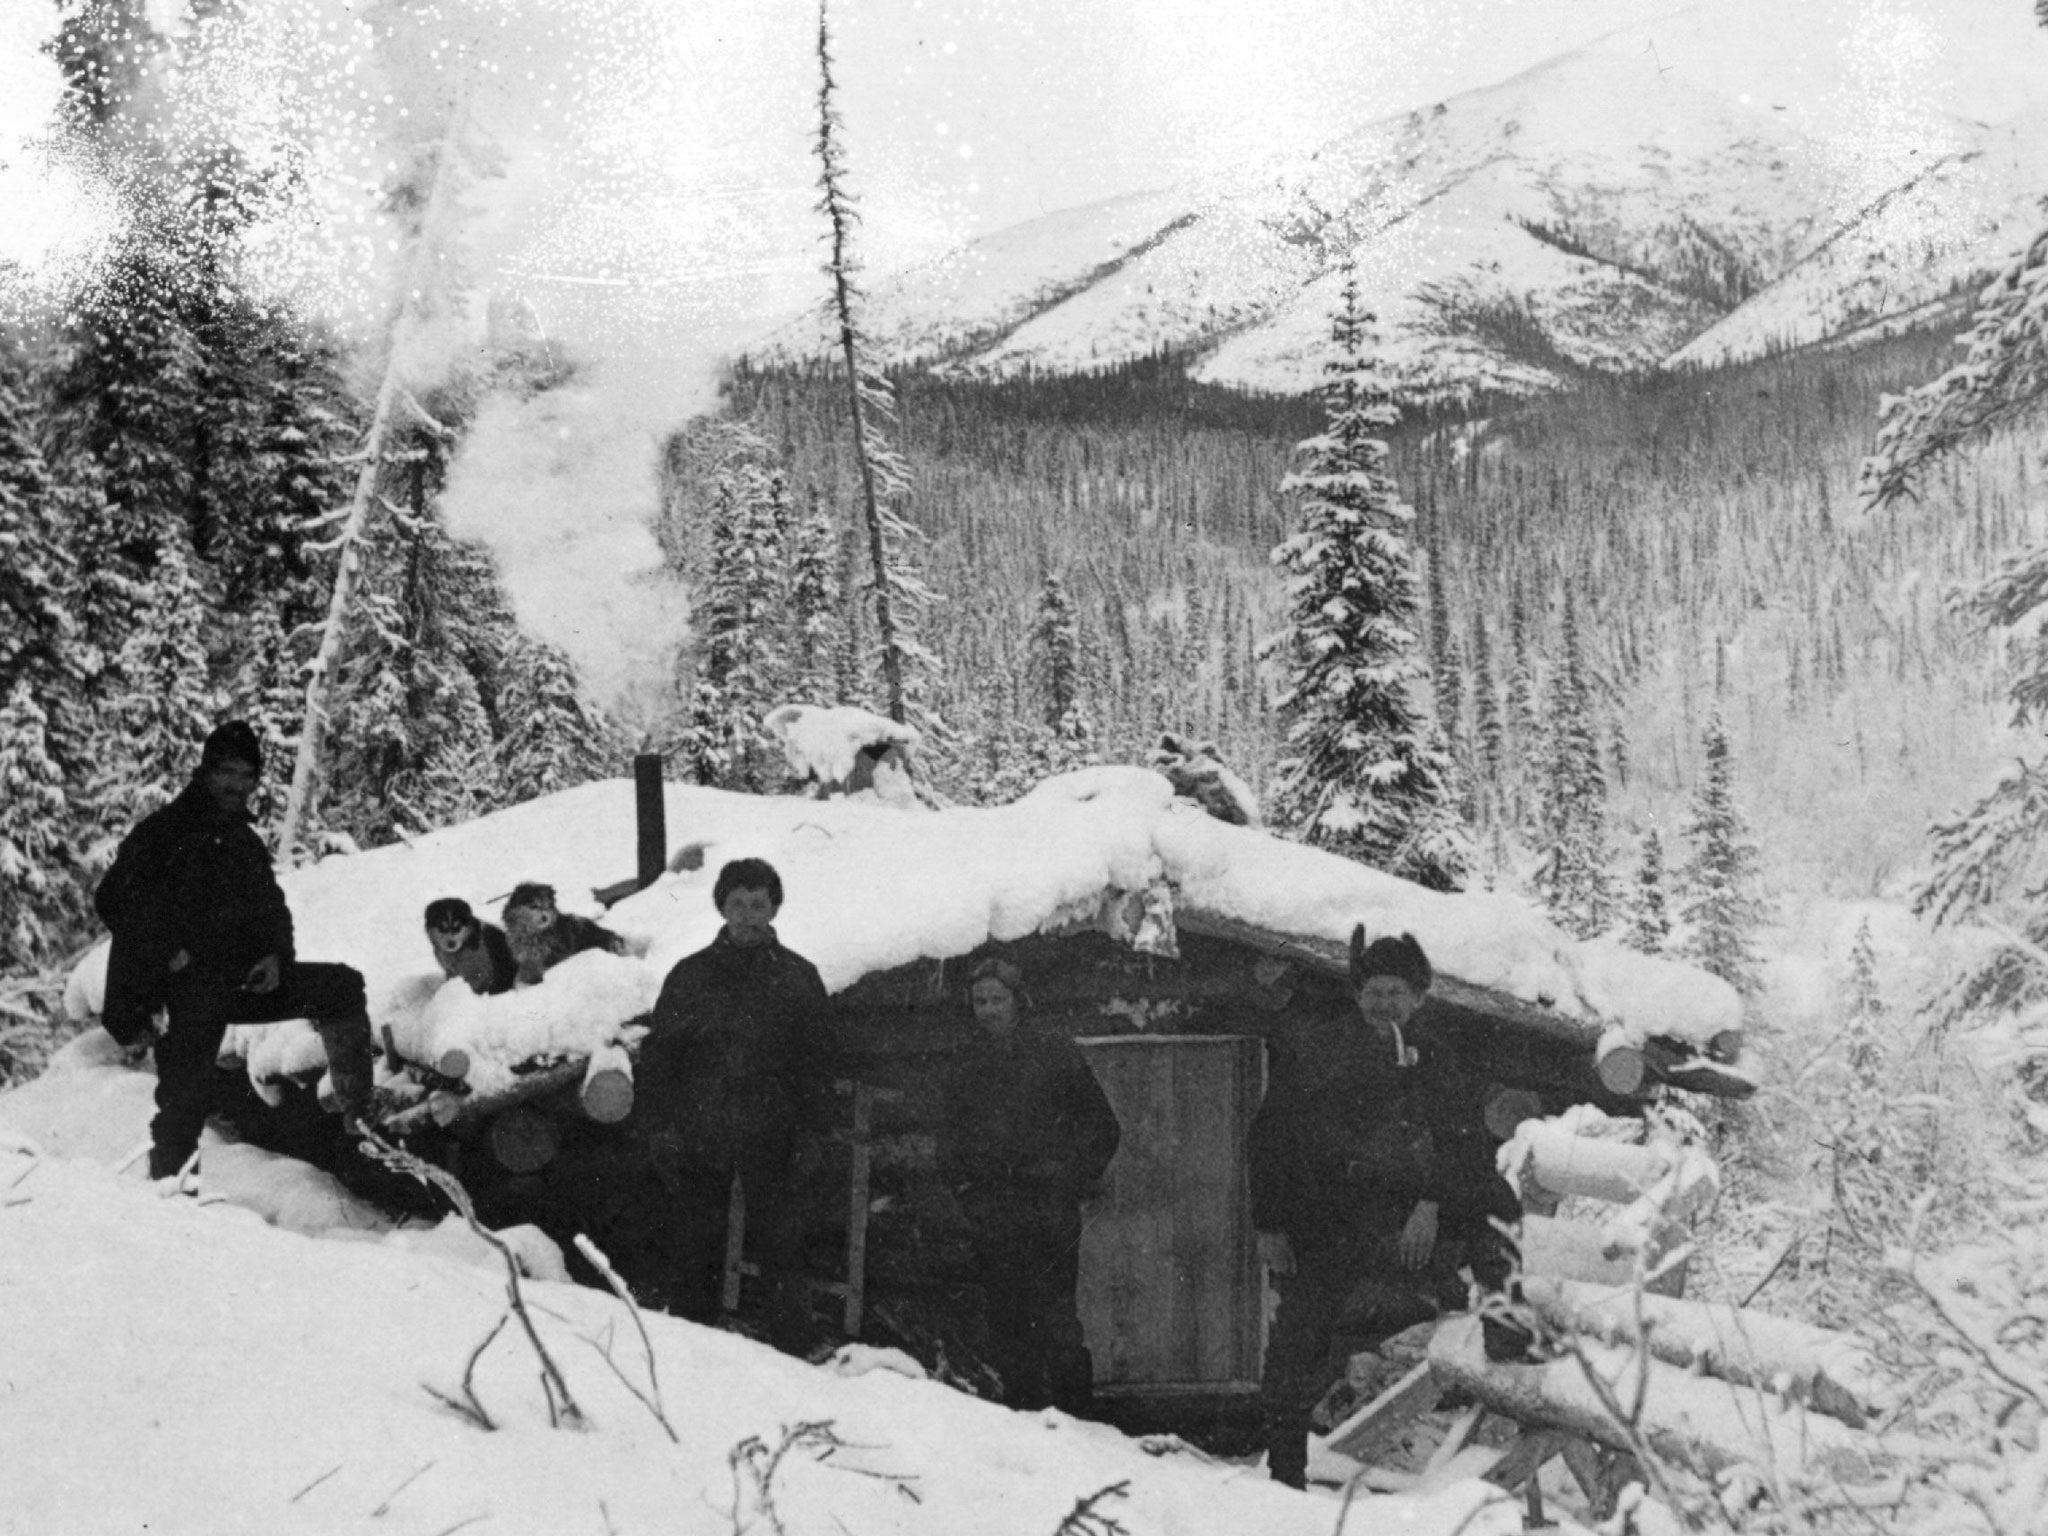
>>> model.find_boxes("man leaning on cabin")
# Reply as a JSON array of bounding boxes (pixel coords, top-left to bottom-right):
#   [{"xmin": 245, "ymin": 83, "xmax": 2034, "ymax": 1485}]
[
  {"xmin": 936, "ymin": 956, "xmax": 1122, "ymax": 1415},
  {"xmin": 95, "ymin": 720, "xmax": 377, "ymax": 1190},
  {"xmin": 633, "ymin": 857, "xmax": 836, "ymax": 1353},
  {"xmin": 1250, "ymin": 928, "xmax": 1519, "ymax": 1488}
]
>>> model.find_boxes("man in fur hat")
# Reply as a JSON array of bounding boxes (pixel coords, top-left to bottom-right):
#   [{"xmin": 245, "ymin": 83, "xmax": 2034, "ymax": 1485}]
[
  {"xmin": 1249, "ymin": 929, "xmax": 1519, "ymax": 1487},
  {"xmin": 96, "ymin": 720, "xmax": 377, "ymax": 1187}
]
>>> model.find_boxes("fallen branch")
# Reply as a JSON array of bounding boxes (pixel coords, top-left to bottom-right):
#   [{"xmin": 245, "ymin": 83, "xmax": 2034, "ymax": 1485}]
[
  {"xmin": 356, "ymin": 1124, "xmax": 587, "ymax": 1430},
  {"xmin": 574, "ymin": 1234, "xmax": 677, "ymax": 1444},
  {"xmin": 1053, "ymin": 1480, "xmax": 1130, "ymax": 1536},
  {"xmin": 728, "ymin": 1421, "xmax": 845, "ymax": 1536}
]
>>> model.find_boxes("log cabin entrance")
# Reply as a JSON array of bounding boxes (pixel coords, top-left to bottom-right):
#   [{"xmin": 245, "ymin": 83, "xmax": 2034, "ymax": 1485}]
[{"xmin": 1077, "ymin": 1034, "xmax": 1266, "ymax": 1395}]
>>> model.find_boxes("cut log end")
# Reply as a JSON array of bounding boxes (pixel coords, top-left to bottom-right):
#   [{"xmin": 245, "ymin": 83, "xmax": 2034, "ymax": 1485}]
[
  {"xmin": 489, "ymin": 1106, "xmax": 560, "ymax": 1175},
  {"xmin": 437, "ymin": 1048, "xmax": 471, "ymax": 1082},
  {"xmin": 1594, "ymin": 1030, "xmax": 1645, "ymax": 1096},
  {"xmin": 582, "ymin": 1069, "xmax": 633, "ymax": 1124},
  {"xmin": 580, "ymin": 1042, "xmax": 635, "ymax": 1124}
]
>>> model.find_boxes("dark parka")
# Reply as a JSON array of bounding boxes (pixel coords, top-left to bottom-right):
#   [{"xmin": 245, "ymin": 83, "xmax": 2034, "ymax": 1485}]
[
  {"xmin": 95, "ymin": 780, "xmax": 295, "ymax": 1046},
  {"xmin": 636, "ymin": 928, "xmax": 837, "ymax": 1181},
  {"xmin": 1249, "ymin": 999, "xmax": 1516, "ymax": 1252},
  {"xmin": 937, "ymin": 1028, "xmax": 1122, "ymax": 1204}
]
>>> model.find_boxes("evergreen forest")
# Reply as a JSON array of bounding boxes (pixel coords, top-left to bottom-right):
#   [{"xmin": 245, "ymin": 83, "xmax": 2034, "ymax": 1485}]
[{"xmin": 7, "ymin": 290, "xmax": 2040, "ymax": 1079}]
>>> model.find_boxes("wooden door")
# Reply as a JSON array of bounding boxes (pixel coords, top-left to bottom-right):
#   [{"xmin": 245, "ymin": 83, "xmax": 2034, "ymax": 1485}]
[{"xmin": 1076, "ymin": 1034, "xmax": 1264, "ymax": 1394}]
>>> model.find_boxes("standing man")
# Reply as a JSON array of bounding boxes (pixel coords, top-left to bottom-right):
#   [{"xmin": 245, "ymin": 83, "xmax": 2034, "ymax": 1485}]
[
  {"xmin": 1250, "ymin": 928, "xmax": 1518, "ymax": 1488},
  {"xmin": 634, "ymin": 858, "xmax": 835, "ymax": 1352},
  {"xmin": 936, "ymin": 957, "xmax": 1122, "ymax": 1414},
  {"xmin": 96, "ymin": 720, "xmax": 377, "ymax": 1186}
]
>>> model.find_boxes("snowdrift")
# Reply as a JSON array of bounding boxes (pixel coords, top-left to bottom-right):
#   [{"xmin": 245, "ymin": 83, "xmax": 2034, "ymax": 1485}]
[{"xmin": 0, "ymin": 1073, "xmax": 1522, "ymax": 1536}]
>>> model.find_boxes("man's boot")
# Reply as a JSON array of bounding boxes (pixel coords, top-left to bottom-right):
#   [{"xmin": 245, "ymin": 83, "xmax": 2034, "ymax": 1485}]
[
  {"xmin": 315, "ymin": 1012, "xmax": 376, "ymax": 1117},
  {"xmin": 1263, "ymin": 1405, "xmax": 1311, "ymax": 1488}
]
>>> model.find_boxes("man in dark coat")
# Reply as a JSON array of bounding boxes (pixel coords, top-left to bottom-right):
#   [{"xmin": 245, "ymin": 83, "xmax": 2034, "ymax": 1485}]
[
  {"xmin": 95, "ymin": 721, "xmax": 376, "ymax": 1184},
  {"xmin": 1249, "ymin": 929, "xmax": 1519, "ymax": 1487},
  {"xmin": 936, "ymin": 957, "xmax": 1122, "ymax": 1414},
  {"xmin": 633, "ymin": 857, "xmax": 836, "ymax": 1350}
]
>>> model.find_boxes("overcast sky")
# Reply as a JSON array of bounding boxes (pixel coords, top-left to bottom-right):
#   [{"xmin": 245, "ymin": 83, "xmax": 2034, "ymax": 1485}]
[{"xmin": 8, "ymin": 0, "xmax": 2047, "ymax": 342}]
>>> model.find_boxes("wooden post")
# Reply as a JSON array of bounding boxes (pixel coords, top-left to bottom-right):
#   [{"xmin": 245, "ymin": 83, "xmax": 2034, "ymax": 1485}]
[
  {"xmin": 634, "ymin": 753, "xmax": 665, "ymax": 889},
  {"xmin": 843, "ymin": 1083, "xmax": 876, "ymax": 1337},
  {"xmin": 722, "ymin": 1174, "xmax": 749, "ymax": 1313}
]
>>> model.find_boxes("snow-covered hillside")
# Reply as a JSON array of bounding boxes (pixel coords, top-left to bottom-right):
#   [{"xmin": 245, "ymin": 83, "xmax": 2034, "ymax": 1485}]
[
  {"xmin": 764, "ymin": 3, "xmax": 2048, "ymax": 396},
  {"xmin": 1669, "ymin": 108, "xmax": 2048, "ymax": 368},
  {"xmin": 0, "ymin": 1059, "xmax": 1522, "ymax": 1536}
]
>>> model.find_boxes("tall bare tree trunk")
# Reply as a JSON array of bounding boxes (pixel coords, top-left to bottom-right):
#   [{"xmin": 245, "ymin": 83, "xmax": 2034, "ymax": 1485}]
[
  {"xmin": 813, "ymin": 0, "xmax": 908, "ymax": 725},
  {"xmin": 275, "ymin": 85, "xmax": 471, "ymax": 862}
]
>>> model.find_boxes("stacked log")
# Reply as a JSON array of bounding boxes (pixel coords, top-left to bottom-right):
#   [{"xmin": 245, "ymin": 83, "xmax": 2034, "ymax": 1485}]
[
  {"xmin": 1427, "ymin": 1315, "xmax": 1890, "ymax": 1491},
  {"xmin": 1516, "ymin": 1277, "xmax": 1891, "ymax": 1429}
]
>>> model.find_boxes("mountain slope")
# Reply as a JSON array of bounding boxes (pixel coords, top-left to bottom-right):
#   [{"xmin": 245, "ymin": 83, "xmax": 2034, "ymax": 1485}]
[{"xmin": 769, "ymin": 8, "xmax": 2048, "ymax": 397}]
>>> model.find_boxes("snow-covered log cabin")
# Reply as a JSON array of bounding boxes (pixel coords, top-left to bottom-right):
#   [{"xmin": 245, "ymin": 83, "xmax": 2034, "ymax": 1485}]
[{"xmin": 62, "ymin": 758, "xmax": 1748, "ymax": 1412}]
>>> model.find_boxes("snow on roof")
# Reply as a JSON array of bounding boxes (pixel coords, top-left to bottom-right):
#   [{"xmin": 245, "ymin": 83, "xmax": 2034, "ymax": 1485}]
[{"xmin": 65, "ymin": 768, "xmax": 1742, "ymax": 1094}]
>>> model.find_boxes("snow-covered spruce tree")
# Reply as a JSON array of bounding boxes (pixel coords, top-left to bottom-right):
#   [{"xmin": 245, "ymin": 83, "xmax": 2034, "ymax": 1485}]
[
  {"xmin": 208, "ymin": 312, "xmax": 356, "ymax": 759},
  {"xmin": 682, "ymin": 471, "xmax": 791, "ymax": 789},
  {"xmin": 1625, "ymin": 827, "xmax": 1671, "ymax": 955},
  {"xmin": 1676, "ymin": 709, "xmax": 1767, "ymax": 995},
  {"xmin": 812, "ymin": 0, "xmax": 939, "ymax": 732},
  {"xmin": 0, "ymin": 683, "xmax": 72, "ymax": 972},
  {"xmin": 1533, "ymin": 590, "xmax": 1615, "ymax": 939},
  {"xmin": 44, "ymin": 243, "xmax": 201, "ymax": 698},
  {"xmin": 1033, "ymin": 571, "xmax": 1095, "ymax": 753},
  {"xmin": 0, "ymin": 373, "xmax": 80, "ymax": 709},
  {"xmin": 788, "ymin": 488, "xmax": 844, "ymax": 705},
  {"xmin": 1262, "ymin": 277, "xmax": 1468, "ymax": 891},
  {"xmin": 1469, "ymin": 611, "xmax": 1505, "ymax": 827},
  {"xmin": 95, "ymin": 535, "xmax": 220, "ymax": 832},
  {"xmin": 1865, "ymin": 215, "xmax": 2048, "ymax": 1021},
  {"xmin": 497, "ymin": 637, "xmax": 613, "ymax": 806}
]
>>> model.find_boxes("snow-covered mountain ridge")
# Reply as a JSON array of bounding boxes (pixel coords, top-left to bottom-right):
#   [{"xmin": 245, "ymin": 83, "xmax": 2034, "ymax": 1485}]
[{"xmin": 767, "ymin": 9, "xmax": 2048, "ymax": 397}]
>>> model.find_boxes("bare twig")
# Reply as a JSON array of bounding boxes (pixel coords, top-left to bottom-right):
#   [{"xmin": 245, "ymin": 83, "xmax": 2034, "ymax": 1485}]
[
  {"xmin": 1738, "ymin": 1233, "xmax": 1804, "ymax": 1308},
  {"xmin": 1903, "ymin": 1258, "xmax": 2048, "ymax": 1411},
  {"xmin": 425, "ymin": 1312, "xmax": 507, "ymax": 1431},
  {"xmin": 287, "ymin": 1465, "xmax": 341, "ymax": 1504},
  {"xmin": 574, "ymin": 1233, "xmax": 677, "ymax": 1442},
  {"xmin": 356, "ymin": 1124, "xmax": 587, "ymax": 1430},
  {"xmin": 427, "ymin": 1516, "xmax": 488, "ymax": 1536},
  {"xmin": 370, "ymin": 1460, "xmax": 435, "ymax": 1517},
  {"xmin": 728, "ymin": 1421, "xmax": 851, "ymax": 1536},
  {"xmin": 1053, "ymin": 1480, "xmax": 1130, "ymax": 1536}
]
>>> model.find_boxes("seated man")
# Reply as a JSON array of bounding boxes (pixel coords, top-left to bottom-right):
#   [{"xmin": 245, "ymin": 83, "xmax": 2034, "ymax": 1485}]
[
  {"xmin": 1250, "ymin": 929, "xmax": 1519, "ymax": 1488},
  {"xmin": 96, "ymin": 721, "xmax": 376, "ymax": 1186}
]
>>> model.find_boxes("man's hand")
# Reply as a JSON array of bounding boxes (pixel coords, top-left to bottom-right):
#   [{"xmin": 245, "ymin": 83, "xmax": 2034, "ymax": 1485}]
[
  {"xmin": 1397, "ymin": 1200, "xmax": 1439, "ymax": 1270},
  {"xmin": 242, "ymin": 954, "xmax": 281, "ymax": 994},
  {"xmin": 168, "ymin": 949, "xmax": 190, "ymax": 974},
  {"xmin": 1258, "ymin": 1231, "xmax": 1297, "ymax": 1276}
]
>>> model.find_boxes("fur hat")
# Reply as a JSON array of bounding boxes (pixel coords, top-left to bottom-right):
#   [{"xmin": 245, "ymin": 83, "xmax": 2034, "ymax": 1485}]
[
  {"xmin": 967, "ymin": 956, "xmax": 1026, "ymax": 999},
  {"xmin": 199, "ymin": 719, "xmax": 263, "ymax": 775},
  {"xmin": 1348, "ymin": 926, "xmax": 1433, "ymax": 994}
]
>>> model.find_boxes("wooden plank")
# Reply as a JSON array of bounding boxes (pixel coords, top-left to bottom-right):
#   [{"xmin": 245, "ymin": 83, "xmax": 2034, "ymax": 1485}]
[
  {"xmin": 1076, "ymin": 1036, "xmax": 1263, "ymax": 1391},
  {"xmin": 1323, "ymin": 1361, "xmax": 1444, "ymax": 1461}
]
